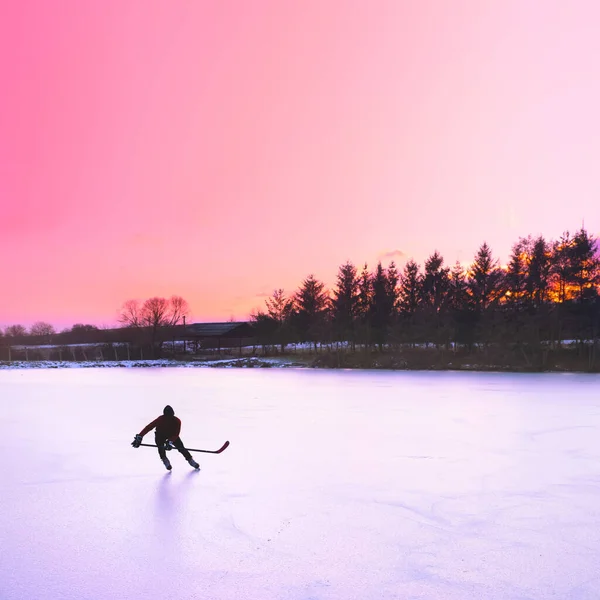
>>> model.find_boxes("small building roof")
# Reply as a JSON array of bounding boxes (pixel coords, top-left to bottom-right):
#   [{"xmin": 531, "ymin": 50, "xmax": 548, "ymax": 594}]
[{"xmin": 174, "ymin": 322, "xmax": 255, "ymax": 339}]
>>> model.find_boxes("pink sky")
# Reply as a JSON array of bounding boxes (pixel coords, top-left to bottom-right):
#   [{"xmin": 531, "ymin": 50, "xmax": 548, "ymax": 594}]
[{"xmin": 1, "ymin": 1, "xmax": 600, "ymax": 329}]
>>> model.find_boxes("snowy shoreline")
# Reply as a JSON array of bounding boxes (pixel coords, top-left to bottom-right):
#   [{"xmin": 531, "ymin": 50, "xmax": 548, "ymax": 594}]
[
  {"xmin": 1, "ymin": 358, "xmax": 598, "ymax": 373},
  {"xmin": 0, "ymin": 357, "xmax": 305, "ymax": 370}
]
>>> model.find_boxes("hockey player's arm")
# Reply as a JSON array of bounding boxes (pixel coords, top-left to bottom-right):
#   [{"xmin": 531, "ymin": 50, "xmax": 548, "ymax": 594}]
[{"xmin": 139, "ymin": 418, "xmax": 160, "ymax": 437}]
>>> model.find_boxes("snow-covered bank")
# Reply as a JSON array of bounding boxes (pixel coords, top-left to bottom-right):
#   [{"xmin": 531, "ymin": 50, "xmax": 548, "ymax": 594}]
[{"xmin": 0, "ymin": 357, "xmax": 306, "ymax": 370}]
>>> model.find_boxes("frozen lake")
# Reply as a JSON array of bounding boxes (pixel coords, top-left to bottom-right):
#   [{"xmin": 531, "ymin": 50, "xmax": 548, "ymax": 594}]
[{"xmin": 1, "ymin": 368, "xmax": 600, "ymax": 599}]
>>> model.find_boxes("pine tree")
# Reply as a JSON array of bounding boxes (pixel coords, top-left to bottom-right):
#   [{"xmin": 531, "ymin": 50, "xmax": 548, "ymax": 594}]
[
  {"xmin": 293, "ymin": 274, "xmax": 329, "ymax": 351},
  {"xmin": 398, "ymin": 260, "xmax": 422, "ymax": 315},
  {"xmin": 505, "ymin": 240, "xmax": 527, "ymax": 307},
  {"xmin": 331, "ymin": 261, "xmax": 359, "ymax": 345},
  {"xmin": 265, "ymin": 289, "xmax": 294, "ymax": 325},
  {"xmin": 264, "ymin": 289, "xmax": 294, "ymax": 351},
  {"xmin": 551, "ymin": 232, "xmax": 575, "ymax": 303},
  {"xmin": 386, "ymin": 261, "xmax": 400, "ymax": 316},
  {"xmin": 467, "ymin": 242, "xmax": 503, "ymax": 310},
  {"xmin": 447, "ymin": 262, "xmax": 468, "ymax": 311},
  {"xmin": 422, "ymin": 251, "xmax": 450, "ymax": 313},
  {"xmin": 570, "ymin": 228, "xmax": 600, "ymax": 301},
  {"xmin": 357, "ymin": 263, "xmax": 371, "ymax": 321},
  {"xmin": 369, "ymin": 262, "xmax": 394, "ymax": 349},
  {"xmin": 524, "ymin": 236, "xmax": 552, "ymax": 307},
  {"xmin": 355, "ymin": 263, "xmax": 372, "ymax": 348}
]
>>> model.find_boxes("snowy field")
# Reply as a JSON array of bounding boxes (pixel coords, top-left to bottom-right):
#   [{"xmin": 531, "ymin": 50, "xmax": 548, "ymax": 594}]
[{"xmin": 1, "ymin": 369, "xmax": 600, "ymax": 600}]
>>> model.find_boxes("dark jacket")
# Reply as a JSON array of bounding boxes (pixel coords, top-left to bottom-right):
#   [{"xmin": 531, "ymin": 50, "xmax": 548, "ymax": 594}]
[{"xmin": 139, "ymin": 415, "xmax": 181, "ymax": 441}]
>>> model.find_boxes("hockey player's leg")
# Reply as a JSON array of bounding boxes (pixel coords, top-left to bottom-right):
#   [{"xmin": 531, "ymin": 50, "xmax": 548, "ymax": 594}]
[
  {"xmin": 155, "ymin": 434, "xmax": 172, "ymax": 470},
  {"xmin": 175, "ymin": 438, "xmax": 199, "ymax": 469}
]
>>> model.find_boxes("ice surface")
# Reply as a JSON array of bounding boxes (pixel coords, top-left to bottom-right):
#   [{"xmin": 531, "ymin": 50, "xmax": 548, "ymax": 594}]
[{"xmin": 1, "ymin": 368, "xmax": 600, "ymax": 599}]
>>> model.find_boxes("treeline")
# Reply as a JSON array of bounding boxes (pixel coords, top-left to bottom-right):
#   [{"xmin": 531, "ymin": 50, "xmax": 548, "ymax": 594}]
[
  {"xmin": 0, "ymin": 296, "xmax": 191, "ymax": 359},
  {"xmin": 250, "ymin": 229, "xmax": 600, "ymax": 367},
  {"xmin": 0, "ymin": 322, "xmax": 99, "ymax": 341},
  {"xmin": 1, "ymin": 296, "xmax": 190, "ymax": 342}
]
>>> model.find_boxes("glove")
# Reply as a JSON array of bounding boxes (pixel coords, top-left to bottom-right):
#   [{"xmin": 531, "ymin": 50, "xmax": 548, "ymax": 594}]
[
  {"xmin": 164, "ymin": 440, "xmax": 175, "ymax": 451},
  {"xmin": 131, "ymin": 434, "xmax": 142, "ymax": 448}
]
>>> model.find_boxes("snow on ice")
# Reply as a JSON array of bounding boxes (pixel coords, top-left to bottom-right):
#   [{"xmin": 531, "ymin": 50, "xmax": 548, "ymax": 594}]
[{"xmin": 1, "ymin": 368, "xmax": 600, "ymax": 599}]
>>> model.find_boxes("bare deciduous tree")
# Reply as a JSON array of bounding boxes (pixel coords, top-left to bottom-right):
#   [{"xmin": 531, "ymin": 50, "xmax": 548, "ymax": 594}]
[
  {"xmin": 30, "ymin": 321, "xmax": 56, "ymax": 336},
  {"xmin": 118, "ymin": 296, "xmax": 190, "ymax": 356},
  {"xmin": 5, "ymin": 324, "xmax": 28, "ymax": 337},
  {"xmin": 118, "ymin": 300, "xmax": 142, "ymax": 328}
]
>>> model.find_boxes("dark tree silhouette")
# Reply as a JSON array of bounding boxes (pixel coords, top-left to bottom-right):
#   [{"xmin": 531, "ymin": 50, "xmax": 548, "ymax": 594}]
[
  {"xmin": 447, "ymin": 262, "xmax": 468, "ymax": 310},
  {"xmin": 30, "ymin": 322, "xmax": 56, "ymax": 337},
  {"xmin": 398, "ymin": 260, "xmax": 422, "ymax": 316},
  {"xmin": 504, "ymin": 240, "xmax": 529, "ymax": 315},
  {"xmin": 118, "ymin": 296, "xmax": 189, "ymax": 356},
  {"xmin": 369, "ymin": 262, "xmax": 396, "ymax": 350},
  {"xmin": 293, "ymin": 275, "xmax": 329, "ymax": 351},
  {"xmin": 550, "ymin": 232, "xmax": 574, "ymax": 303},
  {"xmin": 468, "ymin": 242, "xmax": 503, "ymax": 310},
  {"xmin": 570, "ymin": 228, "xmax": 600, "ymax": 301},
  {"xmin": 524, "ymin": 236, "xmax": 552, "ymax": 308},
  {"xmin": 386, "ymin": 261, "xmax": 400, "ymax": 315},
  {"xmin": 331, "ymin": 261, "xmax": 359, "ymax": 346},
  {"xmin": 355, "ymin": 263, "xmax": 372, "ymax": 347},
  {"xmin": 71, "ymin": 324, "xmax": 99, "ymax": 333},
  {"xmin": 421, "ymin": 251, "xmax": 451, "ymax": 346},
  {"xmin": 5, "ymin": 324, "xmax": 27, "ymax": 337},
  {"xmin": 265, "ymin": 289, "xmax": 294, "ymax": 351},
  {"xmin": 422, "ymin": 251, "xmax": 450, "ymax": 313},
  {"xmin": 397, "ymin": 259, "xmax": 423, "ymax": 345}
]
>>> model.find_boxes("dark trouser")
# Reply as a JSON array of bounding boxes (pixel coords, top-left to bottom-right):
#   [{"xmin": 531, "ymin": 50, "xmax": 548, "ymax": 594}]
[{"xmin": 155, "ymin": 433, "xmax": 193, "ymax": 461}]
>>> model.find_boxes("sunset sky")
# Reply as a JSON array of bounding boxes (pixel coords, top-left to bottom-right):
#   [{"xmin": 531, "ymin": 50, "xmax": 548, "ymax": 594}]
[{"xmin": 2, "ymin": 1, "xmax": 600, "ymax": 329}]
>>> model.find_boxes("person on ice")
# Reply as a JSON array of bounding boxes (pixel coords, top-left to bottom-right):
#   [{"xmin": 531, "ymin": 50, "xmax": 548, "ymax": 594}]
[{"xmin": 131, "ymin": 405, "xmax": 199, "ymax": 471}]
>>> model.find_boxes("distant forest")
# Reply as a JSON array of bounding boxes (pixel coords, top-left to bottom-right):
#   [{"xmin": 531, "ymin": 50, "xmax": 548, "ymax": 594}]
[
  {"xmin": 249, "ymin": 228, "xmax": 600, "ymax": 369},
  {"xmin": 2, "ymin": 228, "xmax": 599, "ymax": 371}
]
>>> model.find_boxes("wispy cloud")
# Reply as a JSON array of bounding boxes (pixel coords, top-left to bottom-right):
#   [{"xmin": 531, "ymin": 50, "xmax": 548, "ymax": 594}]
[{"xmin": 378, "ymin": 249, "xmax": 406, "ymax": 260}]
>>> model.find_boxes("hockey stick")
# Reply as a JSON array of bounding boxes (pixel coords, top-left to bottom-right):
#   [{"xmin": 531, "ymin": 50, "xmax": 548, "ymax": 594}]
[{"xmin": 138, "ymin": 441, "xmax": 230, "ymax": 454}]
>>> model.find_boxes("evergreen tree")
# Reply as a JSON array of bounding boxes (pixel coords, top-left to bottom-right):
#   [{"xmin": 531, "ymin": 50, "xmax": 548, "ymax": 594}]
[
  {"xmin": 524, "ymin": 236, "xmax": 552, "ymax": 307},
  {"xmin": 356, "ymin": 263, "xmax": 372, "ymax": 322},
  {"xmin": 386, "ymin": 261, "xmax": 400, "ymax": 315},
  {"xmin": 369, "ymin": 262, "xmax": 396, "ymax": 349},
  {"xmin": 331, "ymin": 261, "xmax": 359, "ymax": 344},
  {"xmin": 397, "ymin": 260, "xmax": 422, "ymax": 345},
  {"xmin": 422, "ymin": 251, "xmax": 450, "ymax": 313},
  {"xmin": 354, "ymin": 263, "xmax": 372, "ymax": 348},
  {"xmin": 293, "ymin": 274, "xmax": 329, "ymax": 350},
  {"xmin": 447, "ymin": 262, "xmax": 469, "ymax": 310},
  {"xmin": 249, "ymin": 309, "xmax": 278, "ymax": 353},
  {"xmin": 265, "ymin": 289, "xmax": 294, "ymax": 325},
  {"xmin": 467, "ymin": 242, "xmax": 503, "ymax": 310},
  {"xmin": 505, "ymin": 240, "xmax": 527, "ymax": 307},
  {"xmin": 550, "ymin": 232, "xmax": 574, "ymax": 303},
  {"xmin": 570, "ymin": 228, "xmax": 600, "ymax": 301},
  {"xmin": 398, "ymin": 260, "xmax": 422, "ymax": 315},
  {"xmin": 264, "ymin": 289, "xmax": 294, "ymax": 351}
]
